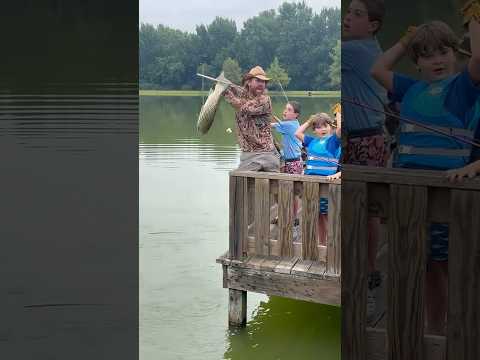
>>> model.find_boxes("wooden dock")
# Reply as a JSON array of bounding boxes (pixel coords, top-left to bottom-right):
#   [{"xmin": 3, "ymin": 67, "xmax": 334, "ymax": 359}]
[
  {"xmin": 217, "ymin": 171, "xmax": 341, "ymax": 326},
  {"xmin": 342, "ymin": 164, "xmax": 480, "ymax": 360}
]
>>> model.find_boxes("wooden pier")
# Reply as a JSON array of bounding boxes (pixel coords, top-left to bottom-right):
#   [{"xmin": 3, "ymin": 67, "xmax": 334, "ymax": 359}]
[
  {"xmin": 216, "ymin": 170, "xmax": 341, "ymax": 326},
  {"xmin": 342, "ymin": 164, "xmax": 480, "ymax": 360}
]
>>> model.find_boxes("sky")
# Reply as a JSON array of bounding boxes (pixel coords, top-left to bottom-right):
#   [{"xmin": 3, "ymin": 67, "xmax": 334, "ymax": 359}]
[{"xmin": 139, "ymin": 0, "xmax": 340, "ymax": 33}]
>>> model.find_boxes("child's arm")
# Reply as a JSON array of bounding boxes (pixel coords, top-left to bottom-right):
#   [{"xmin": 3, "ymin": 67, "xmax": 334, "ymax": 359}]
[
  {"xmin": 462, "ymin": 1, "xmax": 480, "ymax": 83},
  {"xmin": 295, "ymin": 119, "xmax": 312, "ymax": 143},
  {"xmin": 335, "ymin": 110, "xmax": 342, "ymax": 139},
  {"xmin": 371, "ymin": 26, "xmax": 417, "ymax": 93},
  {"xmin": 446, "ymin": 160, "xmax": 480, "ymax": 181}
]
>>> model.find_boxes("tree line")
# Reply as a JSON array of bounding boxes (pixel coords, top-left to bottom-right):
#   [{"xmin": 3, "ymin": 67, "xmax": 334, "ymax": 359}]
[{"xmin": 140, "ymin": 1, "xmax": 340, "ymax": 91}]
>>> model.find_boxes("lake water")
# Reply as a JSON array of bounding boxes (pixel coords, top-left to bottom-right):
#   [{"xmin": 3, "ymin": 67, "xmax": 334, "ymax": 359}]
[{"xmin": 140, "ymin": 95, "xmax": 341, "ymax": 360}]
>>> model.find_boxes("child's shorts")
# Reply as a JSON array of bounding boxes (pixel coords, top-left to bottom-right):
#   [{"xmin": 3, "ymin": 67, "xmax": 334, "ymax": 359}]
[
  {"xmin": 429, "ymin": 223, "xmax": 449, "ymax": 262},
  {"xmin": 319, "ymin": 197, "xmax": 328, "ymax": 215}
]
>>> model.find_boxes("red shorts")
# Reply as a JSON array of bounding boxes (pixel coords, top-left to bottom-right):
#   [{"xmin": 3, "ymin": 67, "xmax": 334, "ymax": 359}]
[
  {"xmin": 283, "ymin": 159, "xmax": 303, "ymax": 174},
  {"xmin": 343, "ymin": 134, "xmax": 389, "ymax": 167}
]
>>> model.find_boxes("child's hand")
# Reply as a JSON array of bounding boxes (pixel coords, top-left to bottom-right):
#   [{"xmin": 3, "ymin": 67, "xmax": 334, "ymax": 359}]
[
  {"xmin": 326, "ymin": 172, "xmax": 341, "ymax": 181},
  {"xmin": 446, "ymin": 161, "xmax": 480, "ymax": 182},
  {"xmin": 399, "ymin": 26, "xmax": 418, "ymax": 48},
  {"xmin": 331, "ymin": 103, "xmax": 341, "ymax": 116},
  {"xmin": 460, "ymin": 0, "xmax": 480, "ymax": 28}
]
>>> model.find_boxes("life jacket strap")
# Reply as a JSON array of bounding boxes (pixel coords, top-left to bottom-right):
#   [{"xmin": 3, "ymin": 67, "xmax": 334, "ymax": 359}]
[
  {"xmin": 401, "ymin": 124, "xmax": 474, "ymax": 139},
  {"xmin": 398, "ymin": 145, "xmax": 471, "ymax": 157}
]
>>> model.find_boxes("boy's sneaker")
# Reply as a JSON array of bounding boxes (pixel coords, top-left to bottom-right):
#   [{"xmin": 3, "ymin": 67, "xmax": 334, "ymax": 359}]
[
  {"xmin": 292, "ymin": 224, "xmax": 301, "ymax": 242},
  {"xmin": 367, "ymin": 271, "xmax": 385, "ymax": 326}
]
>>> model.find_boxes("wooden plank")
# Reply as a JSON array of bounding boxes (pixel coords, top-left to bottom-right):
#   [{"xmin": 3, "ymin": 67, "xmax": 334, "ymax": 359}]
[
  {"xmin": 216, "ymin": 250, "xmax": 231, "ymax": 265},
  {"xmin": 306, "ymin": 261, "xmax": 327, "ymax": 279},
  {"xmin": 245, "ymin": 255, "xmax": 265, "ymax": 270},
  {"xmin": 327, "ymin": 183, "xmax": 341, "ymax": 275},
  {"xmin": 226, "ymin": 266, "xmax": 340, "ymax": 306},
  {"xmin": 231, "ymin": 170, "xmax": 341, "ymax": 184},
  {"xmin": 387, "ymin": 184, "xmax": 427, "ymax": 360},
  {"xmin": 342, "ymin": 164, "xmax": 480, "ymax": 190},
  {"xmin": 260, "ymin": 256, "xmax": 282, "ymax": 271},
  {"xmin": 342, "ymin": 180, "xmax": 368, "ymax": 360},
  {"xmin": 278, "ymin": 180, "xmax": 294, "ymax": 257},
  {"xmin": 273, "ymin": 257, "xmax": 299, "ymax": 274},
  {"xmin": 291, "ymin": 259, "xmax": 314, "ymax": 275},
  {"xmin": 242, "ymin": 178, "xmax": 251, "ymax": 256},
  {"xmin": 302, "ymin": 182, "xmax": 320, "ymax": 260},
  {"xmin": 448, "ymin": 190, "xmax": 480, "ymax": 360},
  {"xmin": 229, "ymin": 176, "xmax": 246, "ymax": 259},
  {"xmin": 228, "ymin": 289, "xmax": 247, "ymax": 327},
  {"xmin": 366, "ymin": 327, "xmax": 446, "ymax": 360},
  {"xmin": 254, "ymin": 178, "xmax": 270, "ymax": 256}
]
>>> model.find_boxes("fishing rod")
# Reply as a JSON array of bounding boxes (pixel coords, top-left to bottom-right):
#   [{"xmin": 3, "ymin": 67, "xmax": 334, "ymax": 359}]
[
  {"xmin": 277, "ymin": 81, "xmax": 289, "ymax": 102},
  {"xmin": 342, "ymin": 97, "xmax": 480, "ymax": 148},
  {"xmin": 196, "ymin": 73, "xmax": 244, "ymax": 90}
]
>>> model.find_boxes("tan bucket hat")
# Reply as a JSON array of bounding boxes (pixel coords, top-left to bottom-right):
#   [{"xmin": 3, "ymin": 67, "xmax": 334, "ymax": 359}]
[{"xmin": 247, "ymin": 66, "xmax": 270, "ymax": 81}]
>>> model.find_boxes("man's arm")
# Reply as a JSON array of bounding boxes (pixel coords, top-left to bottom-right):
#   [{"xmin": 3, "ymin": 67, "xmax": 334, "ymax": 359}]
[{"xmin": 223, "ymin": 87, "xmax": 245, "ymax": 111}]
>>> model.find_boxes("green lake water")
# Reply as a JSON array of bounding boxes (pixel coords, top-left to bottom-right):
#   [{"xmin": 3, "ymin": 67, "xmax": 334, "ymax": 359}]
[{"xmin": 140, "ymin": 95, "xmax": 341, "ymax": 360}]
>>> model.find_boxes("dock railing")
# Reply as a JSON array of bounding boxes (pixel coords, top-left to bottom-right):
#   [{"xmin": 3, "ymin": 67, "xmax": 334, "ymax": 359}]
[
  {"xmin": 228, "ymin": 170, "xmax": 341, "ymax": 275},
  {"xmin": 342, "ymin": 164, "xmax": 480, "ymax": 360}
]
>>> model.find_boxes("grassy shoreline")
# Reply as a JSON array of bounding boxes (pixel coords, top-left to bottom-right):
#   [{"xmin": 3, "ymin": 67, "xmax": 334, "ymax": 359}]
[{"xmin": 139, "ymin": 89, "xmax": 340, "ymax": 98}]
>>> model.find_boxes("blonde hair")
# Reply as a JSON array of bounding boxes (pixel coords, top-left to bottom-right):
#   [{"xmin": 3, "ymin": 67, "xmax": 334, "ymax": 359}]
[{"xmin": 408, "ymin": 21, "xmax": 460, "ymax": 63}]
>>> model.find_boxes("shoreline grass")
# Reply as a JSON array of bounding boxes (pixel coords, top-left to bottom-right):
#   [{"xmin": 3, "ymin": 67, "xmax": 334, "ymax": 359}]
[{"xmin": 140, "ymin": 89, "xmax": 340, "ymax": 98}]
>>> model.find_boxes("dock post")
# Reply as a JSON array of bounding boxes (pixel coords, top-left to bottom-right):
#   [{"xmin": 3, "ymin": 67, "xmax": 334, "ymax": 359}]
[{"xmin": 228, "ymin": 288, "xmax": 247, "ymax": 327}]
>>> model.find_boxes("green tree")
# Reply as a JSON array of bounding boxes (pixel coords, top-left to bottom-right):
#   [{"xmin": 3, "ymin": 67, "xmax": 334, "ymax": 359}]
[
  {"xmin": 222, "ymin": 58, "xmax": 242, "ymax": 84},
  {"xmin": 328, "ymin": 40, "xmax": 341, "ymax": 89},
  {"xmin": 266, "ymin": 57, "xmax": 290, "ymax": 89}
]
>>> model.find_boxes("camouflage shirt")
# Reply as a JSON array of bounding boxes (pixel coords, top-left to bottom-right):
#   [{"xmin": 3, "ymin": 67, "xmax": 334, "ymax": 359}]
[{"xmin": 223, "ymin": 86, "xmax": 275, "ymax": 153}]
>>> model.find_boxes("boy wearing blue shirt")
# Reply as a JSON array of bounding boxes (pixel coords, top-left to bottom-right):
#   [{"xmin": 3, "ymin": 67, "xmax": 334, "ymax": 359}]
[
  {"xmin": 371, "ymin": 5, "xmax": 480, "ymax": 334},
  {"xmin": 272, "ymin": 101, "xmax": 303, "ymax": 174}
]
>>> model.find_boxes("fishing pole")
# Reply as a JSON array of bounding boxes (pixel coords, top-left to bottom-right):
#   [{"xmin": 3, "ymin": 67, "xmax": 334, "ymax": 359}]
[
  {"xmin": 277, "ymin": 81, "xmax": 289, "ymax": 102},
  {"xmin": 342, "ymin": 97, "xmax": 480, "ymax": 148},
  {"xmin": 196, "ymin": 73, "xmax": 244, "ymax": 90}
]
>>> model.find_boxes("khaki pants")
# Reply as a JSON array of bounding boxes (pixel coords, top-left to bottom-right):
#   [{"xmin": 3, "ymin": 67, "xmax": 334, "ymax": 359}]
[{"xmin": 237, "ymin": 151, "xmax": 280, "ymax": 172}]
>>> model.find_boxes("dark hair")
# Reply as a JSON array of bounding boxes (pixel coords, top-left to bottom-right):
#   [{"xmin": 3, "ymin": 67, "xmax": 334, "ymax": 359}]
[
  {"xmin": 408, "ymin": 21, "xmax": 459, "ymax": 63},
  {"xmin": 288, "ymin": 101, "xmax": 301, "ymax": 115},
  {"xmin": 358, "ymin": 0, "xmax": 385, "ymax": 34}
]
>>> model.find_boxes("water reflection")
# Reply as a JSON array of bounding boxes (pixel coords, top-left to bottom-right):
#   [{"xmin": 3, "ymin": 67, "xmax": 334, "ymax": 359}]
[{"xmin": 225, "ymin": 297, "xmax": 341, "ymax": 360}]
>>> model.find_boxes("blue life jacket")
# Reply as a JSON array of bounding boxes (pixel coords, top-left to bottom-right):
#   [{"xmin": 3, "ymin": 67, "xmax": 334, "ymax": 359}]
[
  {"xmin": 304, "ymin": 135, "xmax": 341, "ymax": 176},
  {"xmin": 395, "ymin": 77, "xmax": 480, "ymax": 170}
]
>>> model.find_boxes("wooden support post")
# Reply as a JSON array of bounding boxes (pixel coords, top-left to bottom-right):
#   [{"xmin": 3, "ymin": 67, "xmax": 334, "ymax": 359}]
[
  {"xmin": 228, "ymin": 288, "xmax": 247, "ymax": 327},
  {"xmin": 387, "ymin": 184, "xmax": 427, "ymax": 360},
  {"xmin": 342, "ymin": 180, "xmax": 368, "ymax": 360}
]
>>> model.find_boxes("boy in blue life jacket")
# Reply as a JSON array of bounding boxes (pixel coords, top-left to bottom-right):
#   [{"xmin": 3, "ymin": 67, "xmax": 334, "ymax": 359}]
[
  {"xmin": 295, "ymin": 110, "xmax": 341, "ymax": 246},
  {"xmin": 371, "ymin": 2, "xmax": 480, "ymax": 334}
]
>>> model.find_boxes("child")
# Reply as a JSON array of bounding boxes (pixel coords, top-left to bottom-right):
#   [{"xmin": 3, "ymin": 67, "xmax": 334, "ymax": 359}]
[
  {"xmin": 342, "ymin": 0, "xmax": 387, "ymax": 310},
  {"xmin": 371, "ymin": 5, "xmax": 480, "ymax": 334},
  {"xmin": 271, "ymin": 101, "xmax": 303, "ymax": 174},
  {"xmin": 295, "ymin": 110, "xmax": 341, "ymax": 246}
]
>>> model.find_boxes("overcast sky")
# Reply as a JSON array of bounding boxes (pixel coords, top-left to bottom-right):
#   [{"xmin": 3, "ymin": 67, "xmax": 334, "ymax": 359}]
[{"xmin": 140, "ymin": 0, "xmax": 340, "ymax": 33}]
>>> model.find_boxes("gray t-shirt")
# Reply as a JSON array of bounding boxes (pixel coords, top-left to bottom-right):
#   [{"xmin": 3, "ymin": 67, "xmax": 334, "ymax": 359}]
[{"xmin": 342, "ymin": 38, "xmax": 387, "ymax": 133}]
